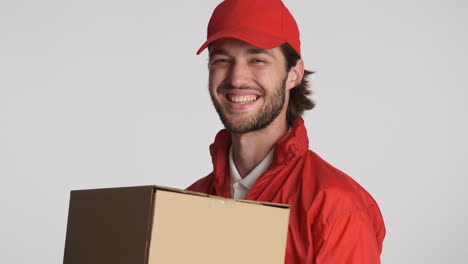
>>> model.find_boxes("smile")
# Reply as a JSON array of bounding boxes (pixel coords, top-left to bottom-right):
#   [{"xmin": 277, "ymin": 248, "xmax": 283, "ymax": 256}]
[{"xmin": 227, "ymin": 95, "xmax": 259, "ymax": 104}]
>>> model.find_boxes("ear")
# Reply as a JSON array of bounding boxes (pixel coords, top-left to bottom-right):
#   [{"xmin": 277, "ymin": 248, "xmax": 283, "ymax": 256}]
[{"xmin": 285, "ymin": 59, "xmax": 304, "ymax": 91}]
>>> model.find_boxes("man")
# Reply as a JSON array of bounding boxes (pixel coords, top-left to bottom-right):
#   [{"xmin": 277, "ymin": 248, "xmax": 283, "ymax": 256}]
[{"xmin": 187, "ymin": 0, "xmax": 386, "ymax": 263}]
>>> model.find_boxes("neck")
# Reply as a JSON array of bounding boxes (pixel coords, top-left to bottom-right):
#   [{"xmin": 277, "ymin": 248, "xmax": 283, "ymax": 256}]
[{"xmin": 230, "ymin": 115, "xmax": 289, "ymax": 178}]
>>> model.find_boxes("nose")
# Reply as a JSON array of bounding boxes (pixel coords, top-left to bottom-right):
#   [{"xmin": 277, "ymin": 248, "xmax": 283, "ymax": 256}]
[{"xmin": 226, "ymin": 61, "xmax": 250, "ymax": 88}]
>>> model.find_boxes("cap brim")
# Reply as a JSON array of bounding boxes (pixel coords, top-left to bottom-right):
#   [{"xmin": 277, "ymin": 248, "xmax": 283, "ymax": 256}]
[{"xmin": 196, "ymin": 28, "xmax": 285, "ymax": 55}]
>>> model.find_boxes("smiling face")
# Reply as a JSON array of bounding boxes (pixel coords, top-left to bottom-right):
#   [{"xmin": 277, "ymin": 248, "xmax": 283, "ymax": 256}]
[{"xmin": 208, "ymin": 38, "xmax": 298, "ymax": 134}]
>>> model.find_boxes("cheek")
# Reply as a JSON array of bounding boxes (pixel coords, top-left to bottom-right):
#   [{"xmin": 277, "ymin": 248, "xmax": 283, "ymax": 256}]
[
  {"xmin": 208, "ymin": 75, "xmax": 218, "ymax": 95},
  {"xmin": 253, "ymin": 69, "xmax": 285, "ymax": 90},
  {"xmin": 209, "ymin": 69, "xmax": 225, "ymax": 91}
]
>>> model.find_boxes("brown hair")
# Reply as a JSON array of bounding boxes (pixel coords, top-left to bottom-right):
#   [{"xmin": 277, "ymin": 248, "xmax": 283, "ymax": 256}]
[{"xmin": 280, "ymin": 43, "xmax": 315, "ymax": 125}]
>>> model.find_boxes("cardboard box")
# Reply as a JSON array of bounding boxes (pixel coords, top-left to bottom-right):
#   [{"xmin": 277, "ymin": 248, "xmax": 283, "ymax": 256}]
[{"xmin": 63, "ymin": 185, "xmax": 290, "ymax": 264}]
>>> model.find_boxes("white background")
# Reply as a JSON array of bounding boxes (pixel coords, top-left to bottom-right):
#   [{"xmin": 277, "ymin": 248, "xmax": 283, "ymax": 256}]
[{"xmin": 1, "ymin": 0, "xmax": 467, "ymax": 263}]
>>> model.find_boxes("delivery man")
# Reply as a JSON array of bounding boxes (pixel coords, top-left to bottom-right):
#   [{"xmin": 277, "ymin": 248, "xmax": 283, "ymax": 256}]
[{"xmin": 186, "ymin": 0, "xmax": 386, "ymax": 263}]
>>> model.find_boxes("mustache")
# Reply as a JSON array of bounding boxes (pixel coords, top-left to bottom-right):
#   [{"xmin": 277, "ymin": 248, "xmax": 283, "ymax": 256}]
[{"xmin": 217, "ymin": 83, "xmax": 264, "ymax": 94}]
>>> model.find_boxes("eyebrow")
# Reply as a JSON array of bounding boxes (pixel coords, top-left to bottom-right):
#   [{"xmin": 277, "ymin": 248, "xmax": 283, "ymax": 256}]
[
  {"xmin": 209, "ymin": 48, "xmax": 276, "ymax": 60},
  {"xmin": 246, "ymin": 48, "xmax": 275, "ymax": 59},
  {"xmin": 209, "ymin": 49, "xmax": 230, "ymax": 58}
]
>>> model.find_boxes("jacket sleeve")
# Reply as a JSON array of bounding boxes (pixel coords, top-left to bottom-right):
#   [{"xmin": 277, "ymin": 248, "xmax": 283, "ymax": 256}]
[{"xmin": 314, "ymin": 208, "xmax": 382, "ymax": 264}]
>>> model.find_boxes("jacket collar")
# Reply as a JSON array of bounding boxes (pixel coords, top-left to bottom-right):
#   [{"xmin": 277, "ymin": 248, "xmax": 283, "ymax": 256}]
[{"xmin": 209, "ymin": 118, "xmax": 310, "ymax": 197}]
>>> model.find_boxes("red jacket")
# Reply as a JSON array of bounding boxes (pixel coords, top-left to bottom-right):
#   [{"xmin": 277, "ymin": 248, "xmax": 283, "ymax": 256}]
[{"xmin": 187, "ymin": 118, "xmax": 385, "ymax": 263}]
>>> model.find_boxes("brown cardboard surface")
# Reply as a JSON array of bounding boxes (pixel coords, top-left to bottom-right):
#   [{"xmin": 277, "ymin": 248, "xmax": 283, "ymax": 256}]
[
  {"xmin": 64, "ymin": 185, "xmax": 290, "ymax": 264},
  {"xmin": 63, "ymin": 186, "xmax": 154, "ymax": 264},
  {"xmin": 148, "ymin": 190, "xmax": 290, "ymax": 264}
]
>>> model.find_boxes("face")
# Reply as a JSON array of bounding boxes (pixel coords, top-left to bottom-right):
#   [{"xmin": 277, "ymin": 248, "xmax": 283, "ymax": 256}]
[{"xmin": 208, "ymin": 39, "xmax": 296, "ymax": 134}]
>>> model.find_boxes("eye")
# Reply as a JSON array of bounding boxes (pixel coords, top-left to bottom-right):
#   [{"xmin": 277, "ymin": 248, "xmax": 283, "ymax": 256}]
[
  {"xmin": 211, "ymin": 57, "xmax": 232, "ymax": 65},
  {"xmin": 250, "ymin": 58, "xmax": 267, "ymax": 64}
]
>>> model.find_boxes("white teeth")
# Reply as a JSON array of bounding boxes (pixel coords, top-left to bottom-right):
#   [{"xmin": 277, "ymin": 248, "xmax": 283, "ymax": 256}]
[{"xmin": 228, "ymin": 95, "xmax": 258, "ymax": 104}]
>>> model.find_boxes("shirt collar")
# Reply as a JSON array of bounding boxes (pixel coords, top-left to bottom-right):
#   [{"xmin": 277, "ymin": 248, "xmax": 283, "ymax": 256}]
[{"xmin": 229, "ymin": 146, "xmax": 275, "ymax": 191}]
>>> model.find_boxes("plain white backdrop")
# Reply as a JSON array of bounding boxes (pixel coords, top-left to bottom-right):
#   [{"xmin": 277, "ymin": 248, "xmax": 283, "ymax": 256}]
[{"xmin": 1, "ymin": 0, "xmax": 467, "ymax": 263}]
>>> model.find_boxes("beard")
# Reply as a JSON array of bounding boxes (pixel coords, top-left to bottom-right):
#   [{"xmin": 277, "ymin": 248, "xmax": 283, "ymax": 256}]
[{"xmin": 210, "ymin": 77, "xmax": 287, "ymax": 134}]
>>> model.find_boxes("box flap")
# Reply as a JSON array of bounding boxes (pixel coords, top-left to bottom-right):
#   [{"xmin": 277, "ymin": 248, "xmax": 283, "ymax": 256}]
[{"xmin": 151, "ymin": 185, "xmax": 291, "ymax": 209}]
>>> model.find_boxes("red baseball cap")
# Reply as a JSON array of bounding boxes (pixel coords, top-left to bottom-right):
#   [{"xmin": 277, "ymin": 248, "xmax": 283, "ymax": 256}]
[{"xmin": 196, "ymin": 0, "xmax": 301, "ymax": 56}]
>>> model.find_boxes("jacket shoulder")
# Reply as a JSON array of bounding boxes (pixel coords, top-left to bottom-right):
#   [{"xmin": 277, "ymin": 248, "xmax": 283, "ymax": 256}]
[
  {"xmin": 303, "ymin": 150, "xmax": 378, "ymax": 208},
  {"xmin": 302, "ymin": 150, "xmax": 385, "ymax": 248},
  {"xmin": 185, "ymin": 173, "xmax": 215, "ymax": 194}
]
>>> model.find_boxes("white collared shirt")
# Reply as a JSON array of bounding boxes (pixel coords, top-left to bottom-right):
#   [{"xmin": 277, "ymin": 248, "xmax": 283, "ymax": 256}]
[{"xmin": 229, "ymin": 146, "xmax": 274, "ymax": 199}]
